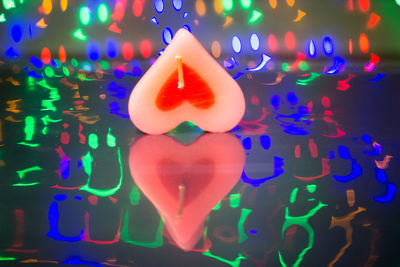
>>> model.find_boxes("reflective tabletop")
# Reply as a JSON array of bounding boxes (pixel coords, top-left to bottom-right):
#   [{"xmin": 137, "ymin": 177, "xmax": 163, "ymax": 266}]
[{"xmin": 0, "ymin": 63, "xmax": 399, "ymax": 266}]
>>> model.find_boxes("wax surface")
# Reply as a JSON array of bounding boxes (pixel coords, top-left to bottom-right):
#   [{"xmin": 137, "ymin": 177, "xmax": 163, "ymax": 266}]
[
  {"xmin": 128, "ymin": 28, "xmax": 245, "ymax": 134},
  {"xmin": 156, "ymin": 64, "xmax": 215, "ymax": 111},
  {"xmin": 128, "ymin": 134, "xmax": 245, "ymax": 250}
]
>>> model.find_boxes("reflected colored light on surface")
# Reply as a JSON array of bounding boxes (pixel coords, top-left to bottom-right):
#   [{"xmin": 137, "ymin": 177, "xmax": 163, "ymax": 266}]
[
  {"xmin": 229, "ymin": 193, "xmax": 241, "ymax": 208},
  {"xmin": 203, "ymin": 251, "xmax": 246, "ymax": 267},
  {"xmin": 97, "ymin": 3, "xmax": 109, "ymax": 23},
  {"xmin": 396, "ymin": 0, "xmax": 400, "ymax": 6},
  {"xmin": 80, "ymin": 147, "xmax": 123, "ymax": 197},
  {"xmin": 375, "ymin": 155, "xmax": 393, "ymax": 169},
  {"xmin": 12, "ymin": 182, "xmax": 40, "ymax": 186},
  {"xmin": 11, "ymin": 24, "xmax": 22, "ymax": 43},
  {"xmin": 88, "ymin": 133, "xmax": 99, "ymax": 149},
  {"xmin": 121, "ymin": 211, "xmax": 164, "ymax": 248},
  {"xmin": 346, "ymin": 189, "xmax": 355, "ymax": 207},
  {"xmin": 307, "ymin": 184, "xmax": 317, "ymax": 193},
  {"xmin": 41, "ymin": 47, "xmax": 51, "ymax": 64},
  {"xmin": 129, "ymin": 185, "xmax": 141, "ymax": 205},
  {"xmin": 47, "ymin": 202, "xmax": 84, "ymax": 242},
  {"xmin": 328, "ymin": 207, "xmax": 366, "ymax": 267},
  {"xmin": 298, "ymin": 61, "xmax": 309, "ymax": 71},
  {"xmin": 285, "ymin": 32, "xmax": 295, "ymax": 51},
  {"xmin": 359, "ymin": 33, "xmax": 369, "ymax": 53},
  {"xmin": 24, "ymin": 116, "xmax": 35, "ymax": 141},
  {"xmin": 212, "ymin": 201, "xmax": 221, "ymax": 210},
  {"xmin": 364, "ymin": 53, "xmax": 379, "ymax": 72},
  {"xmin": 238, "ymin": 208, "xmax": 252, "ymax": 243},
  {"xmin": 44, "ymin": 66, "xmax": 54, "ymax": 77},
  {"xmin": 281, "ymin": 62, "xmax": 290, "ymax": 72},
  {"xmin": 107, "ymin": 128, "xmax": 116, "ymax": 147},
  {"xmin": 17, "ymin": 166, "xmax": 42, "ymax": 179},
  {"xmin": 374, "ymin": 183, "xmax": 396, "ymax": 203},
  {"xmin": 325, "ymin": 57, "xmax": 345, "ymax": 75},
  {"xmin": 100, "ymin": 60, "xmax": 110, "ymax": 70},
  {"xmin": 59, "ymin": 45, "xmax": 66, "ymax": 63},
  {"xmin": 0, "ymin": 257, "xmax": 16, "ymax": 261},
  {"xmin": 132, "ymin": 0, "xmax": 145, "ymax": 17},
  {"xmin": 246, "ymin": 54, "xmax": 271, "ymax": 72},
  {"xmin": 0, "ymin": 13, "xmax": 6, "ymax": 22},
  {"xmin": 79, "ymin": 6, "xmax": 91, "ymax": 26},
  {"xmin": 290, "ymin": 188, "xmax": 298, "ymax": 203},
  {"xmin": 140, "ymin": 39, "xmax": 152, "ymax": 58},
  {"xmin": 129, "ymin": 134, "xmax": 244, "ymax": 250},
  {"xmin": 60, "ymin": 64, "xmax": 69, "ymax": 75},
  {"xmin": 279, "ymin": 191, "xmax": 327, "ymax": 267},
  {"xmin": 296, "ymin": 72, "xmax": 321, "ymax": 85}
]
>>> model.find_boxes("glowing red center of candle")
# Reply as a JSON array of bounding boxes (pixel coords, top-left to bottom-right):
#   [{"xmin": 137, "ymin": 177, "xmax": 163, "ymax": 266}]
[{"xmin": 156, "ymin": 64, "xmax": 215, "ymax": 111}]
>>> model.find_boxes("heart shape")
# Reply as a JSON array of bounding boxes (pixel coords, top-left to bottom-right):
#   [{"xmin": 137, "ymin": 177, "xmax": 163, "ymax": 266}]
[
  {"xmin": 128, "ymin": 28, "xmax": 245, "ymax": 134},
  {"xmin": 156, "ymin": 63, "xmax": 215, "ymax": 111},
  {"xmin": 128, "ymin": 134, "xmax": 245, "ymax": 250}
]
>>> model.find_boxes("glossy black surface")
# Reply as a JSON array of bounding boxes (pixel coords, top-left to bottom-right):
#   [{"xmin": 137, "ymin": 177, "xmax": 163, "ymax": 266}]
[{"xmin": 0, "ymin": 65, "xmax": 399, "ymax": 267}]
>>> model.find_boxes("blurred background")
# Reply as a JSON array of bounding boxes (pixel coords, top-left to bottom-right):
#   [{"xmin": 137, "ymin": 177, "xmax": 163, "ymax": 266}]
[{"xmin": 1, "ymin": 0, "xmax": 400, "ymax": 64}]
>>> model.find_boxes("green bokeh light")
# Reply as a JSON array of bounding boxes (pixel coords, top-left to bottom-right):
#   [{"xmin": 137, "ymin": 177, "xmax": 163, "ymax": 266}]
[
  {"xmin": 240, "ymin": 0, "xmax": 251, "ymax": 9},
  {"xmin": 282, "ymin": 62, "xmax": 290, "ymax": 72},
  {"xmin": 298, "ymin": 61, "xmax": 309, "ymax": 71},
  {"xmin": 222, "ymin": 0, "xmax": 233, "ymax": 11},
  {"xmin": 97, "ymin": 3, "xmax": 109, "ymax": 23},
  {"xmin": 71, "ymin": 58, "xmax": 79, "ymax": 67},
  {"xmin": 44, "ymin": 66, "xmax": 54, "ymax": 77},
  {"xmin": 79, "ymin": 6, "xmax": 91, "ymax": 26}
]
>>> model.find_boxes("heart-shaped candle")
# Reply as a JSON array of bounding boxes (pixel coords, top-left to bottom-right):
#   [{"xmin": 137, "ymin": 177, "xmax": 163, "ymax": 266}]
[
  {"xmin": 128, "ymin": 134, "xmax": 245, "ymax": 250},
  {"xmin": 128, "ymin": 28, "xmax": 246, "ymax": 134}
]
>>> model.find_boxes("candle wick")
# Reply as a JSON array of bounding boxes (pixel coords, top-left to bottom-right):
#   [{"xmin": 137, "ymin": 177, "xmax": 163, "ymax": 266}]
[
  {"xmin": 176, "ymin": 55, "xmax": 185, "ymax": 89},
  {"xmin": 177, "ymin": 183, "xmax": 186, "ymax": 218}
]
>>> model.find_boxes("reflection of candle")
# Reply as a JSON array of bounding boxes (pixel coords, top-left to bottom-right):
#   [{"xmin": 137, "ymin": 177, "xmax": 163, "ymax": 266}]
[
  {"xmin": 129, "ymin": 28, "xmax": 246, "ymax": 134},
  {"xmin": 128, "ymin": 134, "xmax": 245, "ymax": 250}
]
